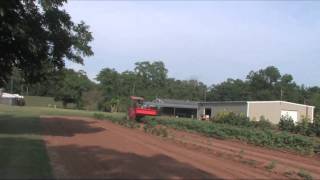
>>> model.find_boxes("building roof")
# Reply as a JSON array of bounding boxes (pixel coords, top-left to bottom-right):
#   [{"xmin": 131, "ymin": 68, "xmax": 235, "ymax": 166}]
[
  {"xmin": 145, "ymin": 98, "xmax": 198, "ymax": 109},
  {"xmin": 1, "ymin": 92, "xmax": 24, "ymax": 99},
  {"xmin": 199, "ymin": 100, "xmax": 315, "ymax": 108}
]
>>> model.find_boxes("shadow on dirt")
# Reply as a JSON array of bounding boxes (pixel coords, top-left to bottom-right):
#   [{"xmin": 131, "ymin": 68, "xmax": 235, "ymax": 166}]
[
  {"xmin": 0, "ymin": 115, "xmax": 105, "ymax": 137},
  {"xmin": 49, "ymin": 144, "xmax": 218, "ymax": 179}
]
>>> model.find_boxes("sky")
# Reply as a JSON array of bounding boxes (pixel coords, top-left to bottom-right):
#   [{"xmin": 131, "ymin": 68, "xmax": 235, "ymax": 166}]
[{"xmin": 64, "ymin": 1, "xmax": 320, "ymax": 87}]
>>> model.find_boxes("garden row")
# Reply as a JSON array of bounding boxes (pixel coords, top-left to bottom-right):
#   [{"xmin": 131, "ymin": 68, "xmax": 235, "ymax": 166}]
[
  {"xmin": 208, "ymin": 112, "xmax": 320, "ymax": 137},
  {"xmin": 93, "ymin": 113, "xmax": 320, "ymax": 154},
  {"xmin": 93, "ymin": 113, "xmax": 168, "ymax": 137}
]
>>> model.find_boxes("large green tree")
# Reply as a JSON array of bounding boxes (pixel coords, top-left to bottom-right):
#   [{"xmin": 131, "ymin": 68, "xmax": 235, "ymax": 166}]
[
  {"xmin": 54, "ymin": 69, "xmax": 93, "ymax": 108},
  {"xmin": 0, "ymin": 0, "xmax": 93, "ymax": 86},
  {"xmin": 207, "ymin": 79, "xmax": 249, "ymax": 101}
]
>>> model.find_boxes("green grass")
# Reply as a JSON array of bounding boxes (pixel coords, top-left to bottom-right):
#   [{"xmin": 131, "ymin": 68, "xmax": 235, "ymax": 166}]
[
  {"xmin": 24, "ymin": 95, "xmax": 77, "ymax": 109},
  {"xmin": 0, "ymin": 137, "xmax": 52, "ymax": 178},
  {"xmin": 24, "ymin": 96, "xmax": 63, "ymax": 108},
  {"xmin": 0, "ymin": 104, "xmax": 124, "ymax": 117},
  {"xmin": 0, "ymin": 113, "xmax": 52, "ymax": 178},
  {"xmin": 0, "ymin": 104, "xmax": 124, "ymax": 178}
]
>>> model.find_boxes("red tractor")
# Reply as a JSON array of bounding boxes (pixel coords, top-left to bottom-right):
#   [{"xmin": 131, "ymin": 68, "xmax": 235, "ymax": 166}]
[{"xmin": 128, "ymin": 96, "xmax": 158, "ymax": 120}]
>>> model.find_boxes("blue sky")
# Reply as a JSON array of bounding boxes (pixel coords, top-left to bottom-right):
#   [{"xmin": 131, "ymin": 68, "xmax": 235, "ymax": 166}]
[{"xmin": 64, "ymin": 1, "xmax": 320, "ymax": 86}]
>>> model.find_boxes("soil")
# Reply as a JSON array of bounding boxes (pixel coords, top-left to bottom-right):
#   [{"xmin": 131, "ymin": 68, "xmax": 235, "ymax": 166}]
[{"xmin": 41, "ymin": 116, "xmax": 320, "ymax": 179}]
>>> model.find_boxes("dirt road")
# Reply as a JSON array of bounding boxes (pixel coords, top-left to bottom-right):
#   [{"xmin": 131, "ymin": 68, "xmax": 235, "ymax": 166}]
[{"xmin": 41, "ymin": 116, "xmax": 320, "ymax": 179}]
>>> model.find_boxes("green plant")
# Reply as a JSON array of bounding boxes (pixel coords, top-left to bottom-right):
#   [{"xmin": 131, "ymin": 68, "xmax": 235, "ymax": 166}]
[
  {"xmin": 93, "ymin": 113, "xmax": 105, "ymax": 119},
  {"xmin": 213, "ymin": 112, "xmax": 252, "ymax": 127},
  {"xmin": 278, "ymin": 115, "xmax": 295, "ymax": 132},
  {"xmin": 283, "ymin": 170, "xmax": 295, "ymax": 178},
  {"xmin": 154, "ymin": 117, "xmax": 317, "ymax": 154},
  {"xmin": 295, "ymin": 117, "xmax": 311, "ymax": 136},
  {"xmin": 265, "ymin": 160, "xmax": 277, "ymax": 171},
  {"xmin": 298, "ymin": 169, "xmax": 313, "ymax": 180},
  {"xmin": 241, "ymin": 159, "xmax": 257, "ymax": 166},
  {"xmin": 238, "ymin": 149, "xmax": 245, "ymax": 159},
  {"xmin": 255, "ymin": 116, "xmax": 274, "ymax": 130}
]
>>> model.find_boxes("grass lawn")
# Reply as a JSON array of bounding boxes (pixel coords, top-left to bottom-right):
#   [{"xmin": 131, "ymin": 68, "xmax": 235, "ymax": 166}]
[
  {"xmin": 24, "ymin": 96, "xmax": 63, "ymax": 108},
  {"xmin": 0, "ymin": 104, "xmax": 124, "ymax": 178}
]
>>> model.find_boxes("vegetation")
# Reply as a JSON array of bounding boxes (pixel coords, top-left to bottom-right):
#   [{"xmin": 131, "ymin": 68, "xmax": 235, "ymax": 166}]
[
  {"xmin": 278, "ymin": 115, "xmax": 320, "ymax": 137},
  {"xmin": 265, "ymin": 160, "xmax": 277, "ymax": 171},
  {"xmin": 278, "ymin": 115, "xmax": 296, "ymax": 132},
  {"xmin": 53, "ymin": 69, "xmax": 94, "ymax": 108},
  {"xmin": 24, "ymin": 96, "xmax": 63, "ymax": 108},
  {"xmin": 211, "ymin": 112, "xmax": 275, "ymax": 130},
  {"xmin": 4, "ymin": 59, "xmax": 320, "ymax": 120},
  {"xmin": 0, "ymin": 0, "xmax": 93, "ymax": 86},
  {"xmin": 0, "ymin": 110, "xmax": 53, "ymax": 178},
  {"xmin": 143, "ymin": 117, "xmax": 319, "ymax": 154},
  {"xmin": 298, "ymin": 169, "xmax": 313, "ymax": 180}
]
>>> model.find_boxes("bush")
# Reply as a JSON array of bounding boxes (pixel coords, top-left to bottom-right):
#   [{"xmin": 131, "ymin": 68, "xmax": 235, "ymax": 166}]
[
  {"xmin": 295, "ymin": 117, "xmax": 312, "ymax": 136},
  {"xmin": 254, "ymin": 116, "xmax": 274, "ymax": 130},
  {"xmin": 213, "ymin": 112, "xmax": 252, "ymax": 127},
  {"xmin": 278, "ymin": 115, "xmax": 295, "ymax": 132},
  {"xmin": 309, "ymin": 116, "xmax": 320, "ymax": 136}
]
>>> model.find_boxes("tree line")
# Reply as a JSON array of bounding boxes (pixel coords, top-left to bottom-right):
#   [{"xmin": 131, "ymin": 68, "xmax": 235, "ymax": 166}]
[{"xmin": 4, "ymin": 61, "xmax": 320, "ymax": 116}]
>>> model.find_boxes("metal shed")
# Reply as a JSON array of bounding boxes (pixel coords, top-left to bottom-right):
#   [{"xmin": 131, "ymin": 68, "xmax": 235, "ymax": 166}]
[
  {"xmin": 197, "ymin": 101, "xmax": 315, "ymax": 124},
  {"xmin": 146, "ymin": 98, "xmax": 198, "ymax": 118}
]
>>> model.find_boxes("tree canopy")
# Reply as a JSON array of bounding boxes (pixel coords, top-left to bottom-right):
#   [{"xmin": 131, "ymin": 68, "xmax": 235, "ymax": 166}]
[{"xmin": 0, "ymin": 0, "xmax": 93, "ymax": 86}]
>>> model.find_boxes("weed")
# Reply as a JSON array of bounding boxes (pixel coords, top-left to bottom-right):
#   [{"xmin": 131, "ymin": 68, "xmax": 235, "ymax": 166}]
[
  {"xmin": 298, "ymin": 169, "xmax": 313, "ymax": 180},
  {"xmin": 284, "ymin": 170, "xmax": 295, "ymax": 178},
  {"xmin": 238, "ymin": 149, "xmax": 245, "ymax": 159},
  {"xmin": 241, "ymin": 159, "xmax": 257, "ymax": 167},
  {"xmin": 265, "ymin": 160, "xmax": 277, "ymax": 171}
]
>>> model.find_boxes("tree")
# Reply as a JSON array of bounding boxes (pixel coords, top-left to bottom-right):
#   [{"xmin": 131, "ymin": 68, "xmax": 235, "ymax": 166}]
[
  {"xmin": 0, "ymin": 0, "xmax": 93, "ymax": 86},
  {"xmin": 134, "ymin": 61, "xmax": 168, "ymax": 88},
  {"xmin": 81, "ymin": 87, "xmax": 103, "ymax": 111},
  {"xmin": 96, "ymin": 68, "xmax": 120, "ymax": 100},
  {"xmin": 246, "ymin": 66, "xmax": 281, "ymax": 100},
  {"xmin": 207, "ymin": 79, "xmax": 249, "ymax": 101},
  {"xmin": 54, "ymin": 69, "xmax": 93, "ymax": 108}
]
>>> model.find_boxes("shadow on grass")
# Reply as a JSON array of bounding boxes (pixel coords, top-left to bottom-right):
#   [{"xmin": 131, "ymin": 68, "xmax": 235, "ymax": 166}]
[
  {"xmin": 49, "ymin": 144, "xmax": 218, "ymax": 179},
  {"xmin": 0, "ymin": 137, "xmax": 52, "ymax": 179},
  {"xmin": 0, "ymin": 115, "xmax": 105, "ymax": 137}
]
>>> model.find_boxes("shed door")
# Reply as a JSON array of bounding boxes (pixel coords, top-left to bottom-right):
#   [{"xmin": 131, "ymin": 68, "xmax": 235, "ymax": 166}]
[{"xmin": 281, "ymin": 110, "xmax": 298, "ymax": 123}]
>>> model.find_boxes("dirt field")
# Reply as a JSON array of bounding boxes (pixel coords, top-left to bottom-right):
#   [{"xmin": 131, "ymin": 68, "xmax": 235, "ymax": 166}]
[{"xmin": 41, "ymin": 116, "xmax": 320, "ymax": 179}]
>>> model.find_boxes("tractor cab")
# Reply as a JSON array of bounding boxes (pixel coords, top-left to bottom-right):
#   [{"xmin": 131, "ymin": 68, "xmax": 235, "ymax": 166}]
[{"xmin": 128, "ymin": 96, "xmax": 158, "ymax": 120}]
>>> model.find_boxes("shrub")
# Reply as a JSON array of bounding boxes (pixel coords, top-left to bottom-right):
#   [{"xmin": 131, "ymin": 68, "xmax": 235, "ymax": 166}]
[
  {"xmin": 254, "ymin": 116, "xmax": 274, "ymax": 130},
  {"xmin": 298, "ymin": 169, "xmax": 313, "ymax": 180},
  {"xmin": 213, "ymin": 112, "xmax": 252, "ymax": 127},
  {"xmin": 265, "ymin": 160, "xmax": 277, "ymax": 171},
  {"xmin": 309, "ymin": 116, "xmax": 320, "ymax": 136},
  {"xmin": 295, "ymin": 117, "xmax": 311, "ymax": 136},
  {"xmin": 278, "ymin": 115, "xmax": 295, "ymax": 132}
]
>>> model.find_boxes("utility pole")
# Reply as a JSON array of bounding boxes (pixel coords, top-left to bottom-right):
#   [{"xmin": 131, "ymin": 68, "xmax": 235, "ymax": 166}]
[
  {"xmin": 204, "ymin": 87, "xmax": 207, "ymax": 102},
  {"xmin": 10, "ymin": 76, "xmax": 13, "ymax": 93},
  {"xmin": 304, "ymin": 98, "xmax": 308, "ymax": 118}
]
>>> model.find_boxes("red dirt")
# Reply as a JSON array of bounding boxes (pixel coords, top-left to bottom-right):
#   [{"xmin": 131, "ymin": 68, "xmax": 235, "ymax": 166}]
[{"xmin": 41, "ymin": 116, "xmax": 320, "ymax": 179}]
